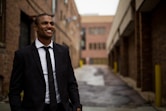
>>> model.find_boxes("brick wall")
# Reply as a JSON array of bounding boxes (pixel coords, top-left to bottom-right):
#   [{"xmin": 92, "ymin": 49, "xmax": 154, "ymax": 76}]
[
  {"xmin": 0, "ymin": 0, "xmax": 81, "ymax": 95},
  {"xmin": 54, "ymin": 0, "xmax": 81, "ymax": 67},
  {"xmin": 81, "ymin": 17, "xmax": 113, "ymax": 64},
  {"xmin": 151, "ymin": 1, "xmax": 166, "ymax": 103},
  {"xmin": 0, "ymin": 0, "xmax": 52, "ymax": 95},
  {"xmin": 107, "ymin": 0, "xmax": 166, "ymax": 105}
]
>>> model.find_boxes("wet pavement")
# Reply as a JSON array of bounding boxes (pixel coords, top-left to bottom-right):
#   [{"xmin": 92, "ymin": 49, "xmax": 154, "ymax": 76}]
[{"xmin": 74, "ymin": 65, "xmax": 160, "ymax": 111}]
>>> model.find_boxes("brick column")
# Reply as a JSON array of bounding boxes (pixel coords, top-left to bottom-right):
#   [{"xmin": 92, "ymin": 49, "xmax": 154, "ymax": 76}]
[
  {"xmin": 120, "ymin": 37, "xmax": 129, "ymax": 76},
  {"xmin": 135, "ymin": 12, "xmax": 141, "ymax": 88},
  {"xmin": 108, "ymin": 51, "xmax": 114, "ymax": 69},
  {"xmin": 115, "ymin": 46, "xmax": 120, "ymax": 72},
  {"xmin": 108, "ymin": 51, "xmax": 113, "ymax": 69},
  {"xmin": 140, "ymin": 13, "xmax": 153, "ymax": 91}
]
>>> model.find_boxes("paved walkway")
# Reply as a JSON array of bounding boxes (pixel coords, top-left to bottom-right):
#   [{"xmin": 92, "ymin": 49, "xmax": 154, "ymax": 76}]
[
  {"xmin": 0, "ymin": 103, "xmax": 10, "ymax": 111},
  {"xmin": 74, "ymin": 65, "xmax": 161, "ymax": 111}
]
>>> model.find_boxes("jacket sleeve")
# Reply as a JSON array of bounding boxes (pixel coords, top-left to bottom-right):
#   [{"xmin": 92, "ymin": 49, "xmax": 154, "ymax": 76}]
[
  {"xmin": 66, "ymin": 48, "xmax": 82, "ymax": 111},
  {"xmin": 8, "ymin": 51, "xmax": 24, "ymax": 111}
]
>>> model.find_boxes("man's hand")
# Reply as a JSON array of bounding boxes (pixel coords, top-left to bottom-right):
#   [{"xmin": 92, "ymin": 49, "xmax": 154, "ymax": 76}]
[{"xmin": 77, "ymin": 108, "xmax": 81, "ymax": 111}]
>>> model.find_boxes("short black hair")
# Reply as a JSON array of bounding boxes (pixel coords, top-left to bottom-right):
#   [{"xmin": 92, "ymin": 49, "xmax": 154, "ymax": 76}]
[{"xmin": 34, "ymin": 13, "xmax": 54, "ymax": 25}]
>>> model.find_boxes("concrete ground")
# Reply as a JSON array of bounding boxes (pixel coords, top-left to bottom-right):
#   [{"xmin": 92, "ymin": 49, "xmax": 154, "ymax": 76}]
[
  {"xmin": 0, "ymin": 103, "xmax": 10, "ymax": 111},
  {"xmin": 74, "ymin": 65, "xmax": 165, "ymax": 111}
]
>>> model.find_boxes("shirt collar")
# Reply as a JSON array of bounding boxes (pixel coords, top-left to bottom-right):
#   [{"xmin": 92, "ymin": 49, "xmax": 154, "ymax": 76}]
[{"xmin": 35, "ymin": 38, "xmax": 53, "ymax": 49}]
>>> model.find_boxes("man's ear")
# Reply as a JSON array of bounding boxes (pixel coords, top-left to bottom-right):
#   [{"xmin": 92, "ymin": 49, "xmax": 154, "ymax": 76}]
[{"xmin": 34, "ymin": 24, "xmax": 38, "ymax": 32}]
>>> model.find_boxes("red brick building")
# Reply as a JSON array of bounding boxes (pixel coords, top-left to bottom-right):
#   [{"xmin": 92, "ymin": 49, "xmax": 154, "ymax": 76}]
[
  {"xmin": 81, "ymin": 15, "xmax": 113, "ymax": 64},
  {"xmin": 107, "ymin": 0, "xmax": 166, "ymax": 107},
  {"xmin": 0, "ymin": 0, "xmax": 81, "ymax": 96},
  {"xmin": 55, "ymin": 0, "xmax": 81, "ymax": 68}
]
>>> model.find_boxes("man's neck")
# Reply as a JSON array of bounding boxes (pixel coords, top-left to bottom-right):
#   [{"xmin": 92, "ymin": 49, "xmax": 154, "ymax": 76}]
[{"xmin": 38, "ymin": 38, "xmax": 52, "ymax": 46}]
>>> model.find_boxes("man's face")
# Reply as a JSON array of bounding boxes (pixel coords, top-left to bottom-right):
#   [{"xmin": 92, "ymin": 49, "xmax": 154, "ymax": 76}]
[{"xmin": 36, "ymin": 15, "xmax": 55, "ymax": 40}]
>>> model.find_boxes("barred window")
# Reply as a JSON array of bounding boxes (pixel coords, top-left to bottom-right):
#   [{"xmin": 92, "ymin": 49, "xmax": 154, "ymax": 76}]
[{"xmin": 89, "ymin": 42, "xmax": 106, "ymax": 50}]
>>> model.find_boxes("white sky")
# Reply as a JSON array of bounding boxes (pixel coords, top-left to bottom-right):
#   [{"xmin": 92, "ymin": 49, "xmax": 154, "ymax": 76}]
[{"xmin": 74, "ymin": 0, "xmax": 120, "ymax": 15}]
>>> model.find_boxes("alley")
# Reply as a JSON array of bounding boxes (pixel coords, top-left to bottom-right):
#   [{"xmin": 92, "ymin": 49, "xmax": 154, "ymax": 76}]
[{"xmin": 75, "ymin": 65, "xmax": 158, "ymax": 111}]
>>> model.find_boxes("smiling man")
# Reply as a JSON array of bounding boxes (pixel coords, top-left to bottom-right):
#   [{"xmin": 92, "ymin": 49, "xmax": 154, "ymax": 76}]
[{"xmin": 9, "ymin": 13, "xmax": 82, "ymax": 111}]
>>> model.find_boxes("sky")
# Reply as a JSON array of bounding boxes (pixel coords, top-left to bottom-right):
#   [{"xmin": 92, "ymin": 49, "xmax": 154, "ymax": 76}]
[{"xmin": 74, "ymin": 0, "xmax": 120, "ymax": 15}]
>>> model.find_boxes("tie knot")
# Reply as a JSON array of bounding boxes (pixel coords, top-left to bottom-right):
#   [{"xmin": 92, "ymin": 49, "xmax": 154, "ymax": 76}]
[{"xmin": 42, "ymin": 46, "xmax": 51, "ymax": 51}]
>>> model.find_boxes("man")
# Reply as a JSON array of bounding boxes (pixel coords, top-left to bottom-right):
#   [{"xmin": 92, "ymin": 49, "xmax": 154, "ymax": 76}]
[{"xmin": 8, "ymin": 13, "xmax": 82, "ymax": 111}]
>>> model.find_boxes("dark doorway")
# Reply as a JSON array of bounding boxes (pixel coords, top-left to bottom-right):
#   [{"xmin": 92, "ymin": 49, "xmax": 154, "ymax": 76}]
[{"xmin": 0, "ymin": 76, "xmax": 3, "ymax": 96}]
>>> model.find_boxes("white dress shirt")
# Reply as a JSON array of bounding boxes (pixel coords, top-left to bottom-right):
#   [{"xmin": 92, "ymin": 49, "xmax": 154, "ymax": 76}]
[{"xmin": 35, "ymin": 38, "xmax": 61, "ymax": 103}]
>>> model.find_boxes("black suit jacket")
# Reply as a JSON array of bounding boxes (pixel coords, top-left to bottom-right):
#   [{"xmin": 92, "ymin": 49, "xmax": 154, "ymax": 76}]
[{"xmin": 9, "ymin": 42, "xmax": 82, "ymax": 111}]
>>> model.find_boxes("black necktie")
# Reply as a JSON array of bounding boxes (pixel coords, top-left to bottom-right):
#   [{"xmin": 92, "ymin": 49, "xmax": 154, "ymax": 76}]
[{"xmin": 43, "ymin": 46, "xmax": 57, "ymax": 110}]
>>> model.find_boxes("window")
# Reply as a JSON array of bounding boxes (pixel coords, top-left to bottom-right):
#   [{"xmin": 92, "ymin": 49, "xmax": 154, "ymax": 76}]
[
  {"xmin": 89, "ymin": 27, "xmax": 106, "ymax": 35},
  {"xmin": 89, "ymin": 43, "xmax": 92, "ymax": 50},
  {"xmin": 64, "ymin": 0, "xmax": 68, "ymax": 4},
  {"xmin": 89, "ymin": 43, "xmax": 106, "ymax": 50},
  {"xmin": 93, "ymin": 43, "xmax": 96, "ymax": 50},
  {"xmin": 52, "ymin": 0, "xmax": 57, "ymax": 14},
  {"xmin": 97, "ymin": 43, "xmax": 100, "ymax": 49},
  {"xmin": 81, "ymin": 28, "xmax": 86, "ymax": 50},
  {"xmin": 102, "ymin": 43, "xmax": 106, "ymax": 49},
  {"xmin": 0, "ymin": 0, "xmax": 5, "ymax": 47}
]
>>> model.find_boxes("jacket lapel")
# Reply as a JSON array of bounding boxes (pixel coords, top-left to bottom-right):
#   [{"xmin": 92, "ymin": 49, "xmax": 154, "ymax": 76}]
[
  {"xmin": 53, "ymin": 43, "xmax": 64, "ymax": 86},
  {"xmin": 31, "ymin": 42, "xmax": 45, "ymax": 81},
  {"xmin": 53, "ymin": 43, "xmax": 61, "ymax": 74}
]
